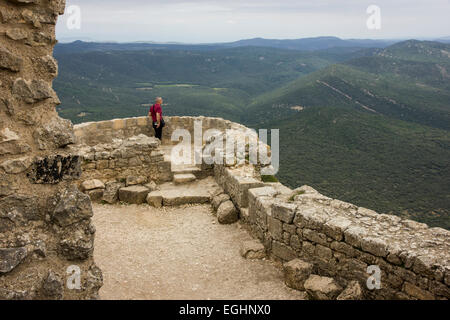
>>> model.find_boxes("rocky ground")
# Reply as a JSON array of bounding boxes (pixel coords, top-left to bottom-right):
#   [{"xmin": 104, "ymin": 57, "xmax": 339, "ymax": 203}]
[{"xmin": 92, "ymin": 203, "xmax": 307, "ymax": 300}]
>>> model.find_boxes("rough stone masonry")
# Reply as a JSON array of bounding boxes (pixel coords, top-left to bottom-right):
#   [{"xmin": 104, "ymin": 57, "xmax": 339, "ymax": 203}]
[{"xmin": 0, "ymin": 0, "xmax": 102, "ymax": 299}]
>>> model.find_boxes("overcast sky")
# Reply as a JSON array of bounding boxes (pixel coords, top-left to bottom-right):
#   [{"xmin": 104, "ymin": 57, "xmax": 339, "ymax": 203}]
[{"xmin": 56, "ymin": 0, "xmax": 450, "ymax": 43}]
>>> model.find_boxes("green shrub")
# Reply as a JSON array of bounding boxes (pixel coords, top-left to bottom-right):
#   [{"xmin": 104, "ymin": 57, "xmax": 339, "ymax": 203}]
[
  {"xmin": 289, "ymin": 190, "xmax": 306, "ymax": 202},
  {"xmin": 261, "ymin": 175, "xmax": 279, "ymax": 183}
]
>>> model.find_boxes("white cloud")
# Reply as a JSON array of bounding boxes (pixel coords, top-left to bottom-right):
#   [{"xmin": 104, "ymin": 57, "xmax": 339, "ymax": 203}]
[{"xmin": 56, "ymin": 0, "xmax": 450, "ymax": 42}]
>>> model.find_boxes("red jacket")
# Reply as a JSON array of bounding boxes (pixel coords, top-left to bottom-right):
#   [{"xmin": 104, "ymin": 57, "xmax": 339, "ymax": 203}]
[{"xmin": 150, "ymin": 103, "xmax": 163, "ymax": 122}]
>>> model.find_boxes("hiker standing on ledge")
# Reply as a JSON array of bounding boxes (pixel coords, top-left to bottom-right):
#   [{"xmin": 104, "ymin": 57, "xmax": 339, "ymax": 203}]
[{"xmin": 149, "ymin": 97, "xmax": 165, "ymax": 141}]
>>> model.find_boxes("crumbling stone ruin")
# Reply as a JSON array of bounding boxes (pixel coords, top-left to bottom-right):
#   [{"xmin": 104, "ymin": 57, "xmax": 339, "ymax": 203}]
[
  {"xmin": 1, "ymin": 0, "xmax": 101, "ymax": 300},
  {"xmin": 1, "ymin": 0, "xmax": 449, "ymax": 301}
]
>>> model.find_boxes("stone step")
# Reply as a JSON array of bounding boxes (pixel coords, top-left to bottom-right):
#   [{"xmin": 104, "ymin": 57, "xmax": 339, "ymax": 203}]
[
  {"xmin": 173, "ymin": 173, "xmax": 196, "ymax": 185},
  {"xmin": 119, "ymin": 186, "xmax": 149, "ymax": 204},
  {"xmin": 147, "ymin": 177, "xmax": 220, "ymax": 207},
  {"xmin": 171, "ymin": 166, "xmax": 202, "ymax": 175}
]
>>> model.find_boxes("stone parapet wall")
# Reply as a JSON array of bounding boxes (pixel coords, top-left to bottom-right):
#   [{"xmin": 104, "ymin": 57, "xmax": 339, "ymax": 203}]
[
  {"xmin": 73, "ymin": 116, "xmax": 249, "ymax": 147},
  {"xmin": 213, "ymin": 162, "xmax": 450, "ymax": 300}
]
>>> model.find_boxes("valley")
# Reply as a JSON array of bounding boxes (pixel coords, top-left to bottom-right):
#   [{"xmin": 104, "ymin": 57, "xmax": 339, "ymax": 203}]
[{"xmin": 53, "ymin": 39, "xmax": 450, "ymax": 229}]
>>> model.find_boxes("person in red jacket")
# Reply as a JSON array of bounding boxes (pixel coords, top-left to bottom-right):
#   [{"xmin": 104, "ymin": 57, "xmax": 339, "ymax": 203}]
[{"xmin": 149, "ymin": 97, "xmax": 165, "ymax": 141}]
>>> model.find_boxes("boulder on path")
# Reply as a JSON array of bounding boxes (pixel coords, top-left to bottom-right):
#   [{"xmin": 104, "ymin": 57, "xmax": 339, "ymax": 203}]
[
  {"xmin": 240, "ymin": 240, "xmax": 266, "ymax": 259},
  {"xmin": 212, "ymin": 193, "xmax": 230, "ymax": 211},
  {"xmin": 217, "ymin": 200, "xmax": 238, "ymax": 224}
]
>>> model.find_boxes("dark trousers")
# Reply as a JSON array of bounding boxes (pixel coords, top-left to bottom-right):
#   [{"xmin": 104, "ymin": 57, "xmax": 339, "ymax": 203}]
[{"xmin": 153, "ymin": 124, "xmax": 163, "ymax": 140}]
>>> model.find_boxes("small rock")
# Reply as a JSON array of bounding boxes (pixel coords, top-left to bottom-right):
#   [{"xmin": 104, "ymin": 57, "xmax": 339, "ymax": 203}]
[
  {"xmin": 0, "ymin": 47, "xmax": 23, "ymax": 72},
  {"xmin": 0, "ymin": 156, "xmax": 32, "ymax": 174},
  {"xmin": 144, "ymin": 181, "xmax": 159, "ymax": 192},
  {"xmin": 85, "ymin": 264, "xmax": 103, "ymax": 300},
  {"xmin": 0, "ymin": 247, "xmax": 28, "ymax": 274},
  {"xmin": 283, "ymin": 259, "xmax": 314, "ymax": 291},
  {"xmin": 33, "ymin": 240, "xmax": 47, "ymax": 258},
  {"xmin": 81, "ymin": 179, "xmax": 105, "ymax": 192},
  {"xmin": 240, "ymin": 240, "xmax": 266, "ymax": 259},
  {"xmin": 39, "ymin": 55, "xmax": 58, "ymax": 76},
  {"xmin": 304, "ymin": 275, "xmax": 343, "ymax": 300},
  {"xmin": 337, "ymin": 281, "xmax": 364, "ymax": 300},
  {"xmin": 119, "ymin": 186, "xmax": 149, "ymax": 204},
  {"xmin": 217, "ymin": 200, "xmax": 238, "ymax": 224},
  {"xmin": 0, "ymin": 288, "xmax": 31, "ymax": 300},
  {"xmin": 212, "ymin": 193, "xmax": 230, "ymax": 211},
  {"xmin": 126, "ymin": 176, "xmax": 147, "ymax": 186},
  {"xmin": 6, "ymin": 28, "xmax": 28, "ymax": 41},
  {"xmin": 59, "ymin": 226, "xmax": 95, "ymax": 260},
  {"xmin": 42, "ymin": 271, "xmax": 63, "ymax": 300}
]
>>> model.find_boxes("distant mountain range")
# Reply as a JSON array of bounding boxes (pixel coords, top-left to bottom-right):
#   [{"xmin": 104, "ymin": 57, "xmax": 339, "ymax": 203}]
[{"xmin": 55, "ymin": 36, "xmax": 450, "ymax": 54}]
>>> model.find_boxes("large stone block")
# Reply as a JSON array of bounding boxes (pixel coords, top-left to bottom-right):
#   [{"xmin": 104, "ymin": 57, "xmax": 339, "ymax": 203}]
[
  {"xmin": 272, "ymin": 241, "xmax": 296, "ymax": 261},
  {"xmin": 147, "ymin": 192, "xmax": 163, "ymax": 208},
  {"xmin": 268, "ymin": 216, "xmax": 283, "ymax": 241},
  {"xmin": 283, "ymin": 259, "xmax": 313, "ymax": 290},
  {"xmin": 360, "ymin": 237, "xmax": 388, "ymax": 258},
  {"xmin": 294, "ymin": 207, "xmax": 330, "ymax": 231},
  {"xmin": 102, "ymin": 182, "xmax": 123, "ymax": 204},
  {"xmin": 119, "ymin": 186, "xmax": 149, "ymax": 204},
  {"xmin": 323, "ymin": 216, "xmax": 352, "ymax": 241},
  {"xmin": 272, "ymin": 201, "xmax": 297, "ymax": 224}
]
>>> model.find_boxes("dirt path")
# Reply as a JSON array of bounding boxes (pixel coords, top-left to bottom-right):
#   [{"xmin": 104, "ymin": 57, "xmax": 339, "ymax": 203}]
[{"xmin": 92, "ymin": 203, "xmax": 306, "ymax": 300}]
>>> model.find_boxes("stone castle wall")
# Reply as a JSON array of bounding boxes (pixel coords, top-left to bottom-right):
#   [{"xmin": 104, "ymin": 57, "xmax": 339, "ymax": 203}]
[{"xmin": 0, "ymin": 0, "xmax": 101, "ymax": 300}]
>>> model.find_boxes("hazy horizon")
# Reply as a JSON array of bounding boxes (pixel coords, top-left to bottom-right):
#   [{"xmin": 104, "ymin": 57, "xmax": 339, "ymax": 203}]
[{"xmin": 56, "ymin": 0, "xmax": 450, "ymax": 43}]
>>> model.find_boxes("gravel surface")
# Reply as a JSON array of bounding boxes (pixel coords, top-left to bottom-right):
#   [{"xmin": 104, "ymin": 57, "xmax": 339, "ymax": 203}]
[{"xmin": 93, "ymin": 203, "xmax": 307, "ymax": 300}]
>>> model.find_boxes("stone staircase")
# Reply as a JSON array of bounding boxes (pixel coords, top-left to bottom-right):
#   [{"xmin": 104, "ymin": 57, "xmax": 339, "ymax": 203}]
[{"xmin": 162, "ymin": 144, "xmax": 205, "ymax": 185}]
